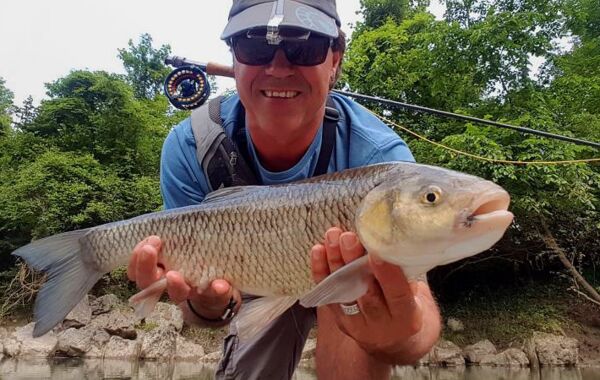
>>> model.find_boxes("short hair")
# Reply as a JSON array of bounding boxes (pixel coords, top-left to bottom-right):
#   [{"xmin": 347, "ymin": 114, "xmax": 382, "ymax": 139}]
[{"xmin": 330, "ymin": 28, "xmax": 346, "ymax": 90}]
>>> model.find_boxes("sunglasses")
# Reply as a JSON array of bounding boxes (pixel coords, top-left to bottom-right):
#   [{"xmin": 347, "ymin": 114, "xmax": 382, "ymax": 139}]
[{"xmin": 230, "ymin": 29, "xmax": 333, "ymax": 67}]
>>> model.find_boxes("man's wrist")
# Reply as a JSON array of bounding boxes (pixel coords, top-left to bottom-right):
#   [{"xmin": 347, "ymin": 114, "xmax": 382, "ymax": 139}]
[{"xmin": 186, "ymin": 297, "xmax": 239, "ymax": 323}]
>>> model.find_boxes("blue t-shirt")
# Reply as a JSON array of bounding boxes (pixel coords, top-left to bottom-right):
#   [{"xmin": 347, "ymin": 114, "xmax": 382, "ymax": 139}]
[{"xmin": 160, "ymin": 92, "xmax": 415, "ymax": 209}]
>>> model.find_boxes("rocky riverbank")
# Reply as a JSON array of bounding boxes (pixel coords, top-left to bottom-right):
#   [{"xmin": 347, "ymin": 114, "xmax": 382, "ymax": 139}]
[{"xmin": 0, "ymin": 293, "xmax": 596, "ymax": 369}]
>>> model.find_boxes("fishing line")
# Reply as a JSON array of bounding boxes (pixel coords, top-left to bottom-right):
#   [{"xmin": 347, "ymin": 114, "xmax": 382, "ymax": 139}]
[
  {"xmin": 338, "ymin": 90, "xmax": 600, "ymax": 151},
  {"xmin": 370, "ymin": 109, "xmax": 600, "ymax": 166}
]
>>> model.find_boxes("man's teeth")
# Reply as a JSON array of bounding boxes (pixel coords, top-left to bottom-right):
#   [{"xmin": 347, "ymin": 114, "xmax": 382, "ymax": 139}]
[{"xmin": 263, "ymin": 90, "xmax": 299, "ymax": 98}]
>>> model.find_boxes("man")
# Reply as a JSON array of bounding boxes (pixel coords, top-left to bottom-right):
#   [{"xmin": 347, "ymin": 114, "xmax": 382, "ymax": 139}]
[{"xmin": 128, "ymin": 0, "xmax": 441, "ymax": 378}]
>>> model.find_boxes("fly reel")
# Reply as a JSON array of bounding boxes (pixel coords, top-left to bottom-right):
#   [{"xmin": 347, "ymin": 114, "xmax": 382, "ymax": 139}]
[{"xmin": 163, "ymin": 64, "xmax": 210, "ymax": 110}]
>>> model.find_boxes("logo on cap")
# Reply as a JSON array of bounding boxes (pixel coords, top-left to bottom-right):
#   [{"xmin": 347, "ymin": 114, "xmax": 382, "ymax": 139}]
[{"xmin": 296, "ymin": 6, "xmax": 337, "ymax": 36}]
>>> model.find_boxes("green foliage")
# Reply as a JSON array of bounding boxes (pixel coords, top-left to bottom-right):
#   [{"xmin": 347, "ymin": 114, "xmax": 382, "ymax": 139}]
[
  {"xmin": 0, "ymin": 150, "xmax": 161, "ymax": 239},
  {"xmin": 26, "ymin": 70, "xmax": 169, "ymax": 176},
  {"xmin": 118, "ymin": 33, "xmax": 172, "ymax": 100},
  {"xmin": 11, "ymin": 95, "xmax": 38, "ymax": 131},
  {"xmin": 358, "ymin": 0, "xmax": 427, "ymax": 29},
  {"xmin": 0, "ymin": 77, "xmax": 14, "ymax": 136}
]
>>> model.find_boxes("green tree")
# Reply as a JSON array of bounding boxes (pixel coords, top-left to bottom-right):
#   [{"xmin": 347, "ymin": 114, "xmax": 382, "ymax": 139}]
[
  {"xmin": 0, "ymin": 77, "xmax": 14, "ymax": 136},
  {"xmin": 12, "ymin": 95, "xmax": 38, "ymax": 131},
  {"xmin": 118, "ymin": 33, "xmax": 172, "ymax": 100},
  {"xmin": 27, "ymin": 70, "xmax": 168, "ymax": 176}
]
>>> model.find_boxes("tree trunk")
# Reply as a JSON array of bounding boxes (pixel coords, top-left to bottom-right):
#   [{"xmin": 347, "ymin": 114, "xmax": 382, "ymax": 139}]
[{"xmin": 541, "ymin": 221, "xmax": 600, "ymax": 305}]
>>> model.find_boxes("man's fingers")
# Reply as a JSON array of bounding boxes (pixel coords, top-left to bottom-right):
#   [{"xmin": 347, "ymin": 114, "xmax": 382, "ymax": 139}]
[
  {"xmin": 127, "ymin": 238, "xmax": 150, "ymax": 281},
  {"xmin": 136, "ymin": 244, "xmax": 162, "ymax": 289},
  {"xmin": 192, "ymin": 279, "xmax": 233, "ymax": 309},
  {"xmin": 211, "ymin": 279, "xmax": 233, "ymax": 297},
  {"xmin": 127, "ymin": 249, "xmax": 139, "ymax": 281},
  {"xmin": 369, "ymin": 255, "xmax": 419, "ymax": 319},
  {"xmin": 166, "ymin": 271, "xmax": 191, "ymax": 303},
  {"xmin": 339, "ymin": 232, "xmax": 365, "ymax": 263},
  {"xmin": 311, "ymin": 245, "xmax": 329, "ymax": 284},
  {"xmin": 325, "ymin": 228, "xmax": 345, "ymax": 272}
]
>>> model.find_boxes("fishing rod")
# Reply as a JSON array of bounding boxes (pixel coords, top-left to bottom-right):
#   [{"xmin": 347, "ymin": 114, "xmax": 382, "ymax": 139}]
[{"xmin": 163, "ymin": 56, "xmax": 600, "ymax": 150}]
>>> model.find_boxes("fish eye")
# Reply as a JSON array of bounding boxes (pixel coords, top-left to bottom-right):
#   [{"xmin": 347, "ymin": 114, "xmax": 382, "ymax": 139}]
[{"xmin": 422, "ymin": 186, "xmax": 442, "ymax": 205}]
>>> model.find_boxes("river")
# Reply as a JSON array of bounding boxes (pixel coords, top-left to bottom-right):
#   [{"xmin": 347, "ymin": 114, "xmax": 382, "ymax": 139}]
[{"xmin": 1, "ymin": 358, "xmax": 599, "ymax": 379}]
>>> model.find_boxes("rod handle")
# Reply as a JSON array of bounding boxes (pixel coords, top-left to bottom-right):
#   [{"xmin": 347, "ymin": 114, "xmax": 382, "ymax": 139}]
[{"xmin": 206, "ymin": 62, "xmax": 235, "ymax": 78}]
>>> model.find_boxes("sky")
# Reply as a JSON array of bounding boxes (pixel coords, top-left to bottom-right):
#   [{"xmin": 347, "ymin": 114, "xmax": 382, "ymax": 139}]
[{"xmin": 0, "ymin": 1, "xmax": 445, "ymax": 106}]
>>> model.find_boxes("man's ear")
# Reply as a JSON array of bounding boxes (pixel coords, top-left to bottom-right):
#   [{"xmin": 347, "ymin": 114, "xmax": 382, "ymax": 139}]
[{"xmin": 331, "ymin": 50, "xmax": 341, "ymax": 74}]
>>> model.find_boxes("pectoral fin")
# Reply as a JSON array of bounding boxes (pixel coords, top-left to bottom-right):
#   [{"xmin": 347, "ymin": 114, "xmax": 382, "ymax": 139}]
[
  {"xmin": 300, "ymin": 255, "xmax": 371, "ymax": 308},
  {"xmin": 128, "ymin": 277, "xmax": 167, "ymax": 319}
]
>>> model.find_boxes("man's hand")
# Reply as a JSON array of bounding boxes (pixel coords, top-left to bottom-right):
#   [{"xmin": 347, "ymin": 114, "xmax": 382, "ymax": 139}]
[
  {"xmin": 127, "ymin": 235, "xmax": 241, "ymax": 325},
  {"xmin": 311, "ymin": 227, "xmax": 441, "ymax": 365}
]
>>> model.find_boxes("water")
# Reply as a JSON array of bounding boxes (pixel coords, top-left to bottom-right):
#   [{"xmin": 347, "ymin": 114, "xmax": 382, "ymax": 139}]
[{"xmin": 0, "ymin": 358, "xmax": 599, "ymax": 380}]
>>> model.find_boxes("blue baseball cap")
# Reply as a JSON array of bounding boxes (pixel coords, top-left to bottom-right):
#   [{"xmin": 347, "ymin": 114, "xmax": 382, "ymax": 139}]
[{"xmin": 221, "ymin": 0, "xmax": 340, "ymax": 40}]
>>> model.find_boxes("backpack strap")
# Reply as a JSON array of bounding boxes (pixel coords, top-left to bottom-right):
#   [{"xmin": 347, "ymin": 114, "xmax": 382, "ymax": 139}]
[
  {"xmin": 191, "ymin": 97, "xmax": 259, "ymax": 192},
  {"xmin": 314, "ymin": 96, "xmax": 339, "ymax": 176}
]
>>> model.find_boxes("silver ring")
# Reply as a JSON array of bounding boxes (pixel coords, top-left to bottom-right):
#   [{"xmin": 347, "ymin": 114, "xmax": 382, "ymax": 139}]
[{"xmin": 340, "ymin": 302, "xmax": 361, "ymax": 316}]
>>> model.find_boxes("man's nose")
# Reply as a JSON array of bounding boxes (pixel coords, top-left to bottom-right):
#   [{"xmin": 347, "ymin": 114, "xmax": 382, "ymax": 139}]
[{"xmin": 265, "ymin": 49, "xmax": 294, "ymax": 77}]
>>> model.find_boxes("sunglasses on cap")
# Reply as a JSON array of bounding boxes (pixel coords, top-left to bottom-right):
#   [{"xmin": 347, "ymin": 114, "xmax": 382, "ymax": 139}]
[{"xmin": 229, "ymin": 28, "xmax": 334, "ymax": 67}]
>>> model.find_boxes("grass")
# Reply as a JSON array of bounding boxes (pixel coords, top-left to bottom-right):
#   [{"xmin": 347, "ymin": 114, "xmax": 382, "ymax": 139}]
[{"xmin": 438, "ymin": 279, "xmax": 571, "ymax": 348}]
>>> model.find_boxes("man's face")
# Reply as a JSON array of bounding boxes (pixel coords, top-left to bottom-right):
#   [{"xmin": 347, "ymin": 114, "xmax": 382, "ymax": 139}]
[{"xmin": 233, "ymin": 35, "xmax": 341, "ymax": 141}]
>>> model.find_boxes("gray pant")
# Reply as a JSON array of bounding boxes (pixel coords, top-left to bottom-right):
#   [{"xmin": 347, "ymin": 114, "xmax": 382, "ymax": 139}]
[{"xmin": 215, "ymin": 297, "xmax": 316, "ymax": 380}]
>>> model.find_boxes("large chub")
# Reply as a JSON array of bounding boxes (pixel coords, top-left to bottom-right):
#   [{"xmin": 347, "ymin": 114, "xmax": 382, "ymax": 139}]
[{"xmin": 12, "ymin": 229, "xmax": 103, "ymax": 337}]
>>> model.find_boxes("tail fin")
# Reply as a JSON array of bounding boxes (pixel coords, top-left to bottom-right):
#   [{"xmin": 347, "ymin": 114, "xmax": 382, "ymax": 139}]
[{"xmin": 12, "ymin": 229, "xmax": 103, "ymax": 337}]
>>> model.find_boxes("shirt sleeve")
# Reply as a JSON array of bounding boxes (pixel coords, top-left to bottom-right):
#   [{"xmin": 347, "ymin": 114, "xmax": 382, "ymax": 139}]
[
  {"xmin": 160, "ymin": 121, "xmax": 208, "ymax": 209},
  {"xmin": 365, "ymin": 138, "xmax": 415, "ymax": 165}
]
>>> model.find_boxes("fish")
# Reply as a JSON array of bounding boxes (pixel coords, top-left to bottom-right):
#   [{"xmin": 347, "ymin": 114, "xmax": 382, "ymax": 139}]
[{"xmin": 13, "ymin": 162, "xmax": 513, "ymax": 339}]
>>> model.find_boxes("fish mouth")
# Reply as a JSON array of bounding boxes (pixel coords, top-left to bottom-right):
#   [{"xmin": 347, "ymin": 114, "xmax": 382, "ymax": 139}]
[{"xmin": 461, "ymin": 190, "xmax": 513, "ymax": 228}]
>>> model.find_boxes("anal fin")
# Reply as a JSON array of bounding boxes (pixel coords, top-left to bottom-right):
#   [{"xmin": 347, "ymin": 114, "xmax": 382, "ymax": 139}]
[{"xmin": 235, "ymin": 296, "xmax": 298, "ymax": 342}]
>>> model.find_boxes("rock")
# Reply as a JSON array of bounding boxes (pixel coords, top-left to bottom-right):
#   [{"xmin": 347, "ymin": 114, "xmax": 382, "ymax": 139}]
[
  {"xmin": 55, "ymin": 326, "xmax": 110, "ymax": 358},
  {"xmin": 145, "ymin": 302, "xmax": 184, "ymax": 332},
  {"xmin": 301, "ymin": 338, "xmax": 317, "ymax": 360},
  {"xmin": 12, "ymin": 323, "xmax": 58, "ymax": 357},
  {"xmin": 56, "ymin": 327, "xmax": 94, "ymax": 357},
  {"xmin": 0, "ymin": 327, "xmax": 5, "ymax": 360},
  {"xmin": 90, "ymin": 309, "xmax": 137, "ymax": 339},
  {"xmin": 447, "ymin": 317, "xmax": 465, "ymax": 332},
  {"xmin": 140, "ymin": 326, "xmax": 177, "ymax": 360},
  {"xmin": 463, "ymin": 339, "xmax": 497, "ymax": 363},
  {"xmin": 104, "ymin": 335, "xmax": 140, "ymax": 359},
  {"xmin": 63, "ymin": 295, "xmax": 92, "ymax": 329},
  {"xmin": 524, "ymin": 336, "xmax": 539, "ymax": 368},
  {"xmin": 3, "ymin": 334, "xmax": 20, "ymax": 357},
  {"xmin": 90, "ymin": 294, "xmax": 121, "ymax": 316},
  {"xmin": 478, "ymin": 348, "xmax": 529, "ymax": 367},
  {"xmin": 501, "ymin": 348, "xmax": 530, "ymax": 366},
  {"xmin": 202, "ymin": 350, "xmax": 223, "ymax": 362},
  {"xmin": 175, "ymin": 336, "xmax": 205, "ymax": 360},
  {"xmin": 429, "ymin": 340, "xmax": 465, "ymax": 366},
  {"xmin": 85, "ymin": 328, "xmax": 111, "ymax": 358},
  {"xmin": 527, "ymin": 332, "xmax": 579, "ymax": 366}
]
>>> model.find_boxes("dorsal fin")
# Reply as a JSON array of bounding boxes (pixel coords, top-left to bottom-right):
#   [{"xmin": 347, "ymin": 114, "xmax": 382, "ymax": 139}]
[{"xmin": 202, "ymin": 185, "xmax": 265, "ymax": 204}]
